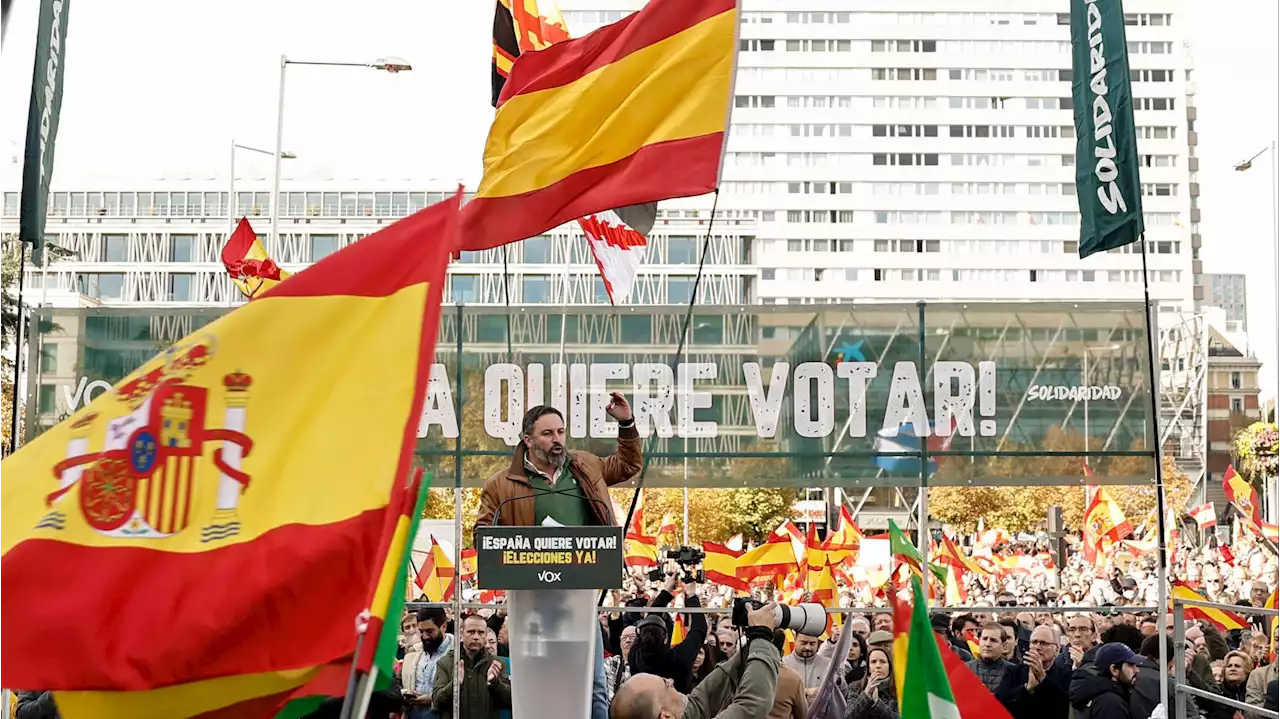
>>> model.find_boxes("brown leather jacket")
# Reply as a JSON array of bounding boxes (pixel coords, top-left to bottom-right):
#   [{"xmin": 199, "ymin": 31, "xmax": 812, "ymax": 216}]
[{"xmin": 475, "ymin": 424, "xmax": 643, "ymax": 531}]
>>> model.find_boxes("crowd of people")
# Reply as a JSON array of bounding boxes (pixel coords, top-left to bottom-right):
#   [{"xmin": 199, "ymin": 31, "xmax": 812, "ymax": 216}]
[{"xmin": 372, "ymin": 547, "xmax": 1277, "ymax": 719}]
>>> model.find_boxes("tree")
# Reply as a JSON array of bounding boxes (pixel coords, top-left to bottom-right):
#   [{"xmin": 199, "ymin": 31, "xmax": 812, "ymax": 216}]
[
  {"xmin": 1231, "ymin": 421, "xmax": 1278, "ymax": 488},
  {"xmin": 929, "ymin": 426, "xmax": 1192, "ymax": 533}
]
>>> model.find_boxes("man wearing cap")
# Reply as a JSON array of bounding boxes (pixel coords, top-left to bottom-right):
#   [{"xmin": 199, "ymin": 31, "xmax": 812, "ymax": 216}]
[{"xmin": 1069, "ymin": 642, "xmax": 1141, "ymax": 719}]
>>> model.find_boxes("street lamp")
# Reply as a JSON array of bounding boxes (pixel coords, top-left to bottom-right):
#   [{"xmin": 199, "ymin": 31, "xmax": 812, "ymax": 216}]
[
  {"xmin": 1233, "ymin": 142, "xmax": 1274, "ymax": 414},
  {"xmin": 1083, "ymin": 343, "xmax": 1122, "ymax": 454},
  {"xmin": 229, "ymin": 141, "xmax": 296, "ymax": 235},
  {"xmin": 1234, "ymin": 140, "xmax": 1280, "ymax": 526},
  {"xmin": 270, "ymin": 54, "xmax": 413, "ymax": 252}
]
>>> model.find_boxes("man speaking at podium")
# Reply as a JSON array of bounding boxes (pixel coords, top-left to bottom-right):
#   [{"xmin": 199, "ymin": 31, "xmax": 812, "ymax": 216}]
[
  {"xmin": 475, "ymin": 393, "xmax": 641, "ymax": 531},
  {"xmin": 475, "ymin": 394, "xmax": 643, "ymax": 719}
]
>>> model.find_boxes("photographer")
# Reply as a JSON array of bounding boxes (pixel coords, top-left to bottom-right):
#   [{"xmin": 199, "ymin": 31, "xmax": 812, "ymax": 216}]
[
  {"xmin": 628, "ymin": 566, "xmax": 709, "ymax": 693},
  {"xmin": 611, "ymin": 602, "xmax": 782, "ymax": 719}
]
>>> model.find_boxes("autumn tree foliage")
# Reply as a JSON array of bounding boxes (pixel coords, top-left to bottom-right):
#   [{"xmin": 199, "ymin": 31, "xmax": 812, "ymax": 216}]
[{"xmin": 928, "ymin": 426, "xmax": 1192, "ymax": 533}]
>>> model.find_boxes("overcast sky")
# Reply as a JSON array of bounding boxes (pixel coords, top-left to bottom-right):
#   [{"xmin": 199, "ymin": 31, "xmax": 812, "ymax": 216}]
[{"xmin": 1, "ymin": 0, "xmax": 1277, "ymax": 402}]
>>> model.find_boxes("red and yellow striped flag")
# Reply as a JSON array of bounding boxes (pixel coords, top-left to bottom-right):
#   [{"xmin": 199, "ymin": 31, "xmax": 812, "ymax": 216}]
[
  {"xmin": 462, "ymin": 0, "xmax": 738, "ymax": 251},
  {"xmin": 460, "ymin": 547, "xmax": 478, "ymax": 583},
  {"xmin": 624, "ymin": 492, "xmax": 658, "ymax": 567},
  {"xmin": 2, "ymin": 193, "xmax": 461, "ymax": 716},
  {"xmin": 736, "ymin": 534, "xmax": 797, "ymax": 583},
  {"xmin": 220, "ymin": 217, "xmax": 291, "ymax": 299},
  {"xmin": 702, "ymin": 541, "xmax": 747, "ymax": 592},
  {"xmin": 1173, "ymin": 581, "xmax": 1248, "ymax": 631},
  {"xmin": 1223, "ymin": 465, "xmax": 1263, "ymax": 529},
  {"xmin": 417, "ymin": 536, "xmax": 457, "ymax": 603}
]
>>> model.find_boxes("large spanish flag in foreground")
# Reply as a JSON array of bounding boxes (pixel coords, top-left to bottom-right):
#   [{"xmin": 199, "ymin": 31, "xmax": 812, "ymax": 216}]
[
  {"xmin": 1, "ymin": 195, "xmax": 460, "ymax": 717},
  {"xmin": 1173, "ymin": 581, "xmax": 1248, "ymax": 631},
  {"xmin": 461, "ymin": 0, "xmax": 738, "ymax": 251}
]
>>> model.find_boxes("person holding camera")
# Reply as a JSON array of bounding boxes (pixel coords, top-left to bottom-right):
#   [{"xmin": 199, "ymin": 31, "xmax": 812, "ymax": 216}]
[
  {"xmin": 611, "ymin": 602, "xmax": 783, "ymax": 719},
  {"xmin": 628, "ymin": 567, "xmax": 708, "ymax": 694}
]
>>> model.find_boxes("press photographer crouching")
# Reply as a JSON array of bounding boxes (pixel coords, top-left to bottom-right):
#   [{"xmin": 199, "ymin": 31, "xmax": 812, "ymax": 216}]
[
  {"xmin": 627, "ymin": 557, "xmax": 709, "ymax": 693},
  {"xmin": 612, "ymin": 598, "xmax": 829, "ymax": 719}
]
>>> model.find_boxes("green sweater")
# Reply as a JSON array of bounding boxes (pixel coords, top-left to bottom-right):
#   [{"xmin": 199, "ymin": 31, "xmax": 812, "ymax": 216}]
[{"xmin": 525, "ymin": 461, "xmax": 592, "ymax": 526}]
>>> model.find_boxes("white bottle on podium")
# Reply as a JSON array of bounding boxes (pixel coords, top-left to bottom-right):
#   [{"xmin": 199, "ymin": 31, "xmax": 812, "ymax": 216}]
[{"xmin": 506, "ymin": 588, "xmax": 598, "ymax": 719}]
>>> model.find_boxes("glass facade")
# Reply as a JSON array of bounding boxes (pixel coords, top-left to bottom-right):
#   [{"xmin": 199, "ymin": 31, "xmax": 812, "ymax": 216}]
[{"xmin": 25, "ymin": 302, "xmax": 1157, "ymax": 497}]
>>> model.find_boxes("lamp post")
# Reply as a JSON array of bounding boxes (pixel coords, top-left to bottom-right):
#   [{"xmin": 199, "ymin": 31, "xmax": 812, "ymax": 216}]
[
  {"xmin": 1083, "ymin": 343, "xmax": 1122, "ymax": 454},
  {"xmin": 1234, "ymin": 140, "xmax": 1280, "ymax": 535},
  {"xmin": 270, "ymin": 55, "xmax": 412, "ymax": 254},
  {"xmin": 229, "ymin": 141, "xmax": 295, "ymax": 236}
]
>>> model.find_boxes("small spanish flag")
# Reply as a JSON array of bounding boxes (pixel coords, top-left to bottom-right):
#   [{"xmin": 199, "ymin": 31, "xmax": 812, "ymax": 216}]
[
  {"xmin": 221, "ymin": 217, "xmax": 291, "ymax": 299},
  {"xmin": 416, "ymin": 536, "xmax": 457, "ymax": 603}
]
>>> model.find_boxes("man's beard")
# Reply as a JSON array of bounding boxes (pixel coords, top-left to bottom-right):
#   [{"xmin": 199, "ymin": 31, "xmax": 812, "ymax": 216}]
[
  {"xmin": 423, "ymin": 634, "xmax": 445, "ymax": 653},
  {"xmin": 532, "ymin": 445, "xmax": 567, "ymax": 468}
]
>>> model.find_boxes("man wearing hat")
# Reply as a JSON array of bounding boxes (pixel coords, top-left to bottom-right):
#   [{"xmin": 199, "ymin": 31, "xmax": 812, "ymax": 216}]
[{"xmin": 1069, "ymin": 642, "xmax": 1142, "ymax": 719}]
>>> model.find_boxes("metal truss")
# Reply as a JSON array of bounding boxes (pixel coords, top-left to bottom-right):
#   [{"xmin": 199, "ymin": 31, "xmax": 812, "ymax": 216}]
[
  {"xmin": 1157, "ymin": 312, "xmax": 1208, "ymax": 492},
  {"xmin": 21, "ymin": 225, "xmax": 756, "ymax": 307}
]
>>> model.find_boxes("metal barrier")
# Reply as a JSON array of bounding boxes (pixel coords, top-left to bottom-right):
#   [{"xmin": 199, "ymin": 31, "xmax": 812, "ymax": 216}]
[{"xmin": 1171, "ymin": 595, "xmax": 1279, "ymax": 719}]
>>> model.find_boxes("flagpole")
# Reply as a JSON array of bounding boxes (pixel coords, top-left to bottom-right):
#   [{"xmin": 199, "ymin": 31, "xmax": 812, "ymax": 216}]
[
  {"xmin": 606, "ymin": 190, "xmax": 722, "ymax": 607},
  {"xmin": 337, "ymin": 614, "xmax": 370, "ymax": 719},
  {"xmin": 1139, "ymin": 237, "xmax": 1171, "ymax": 715}
]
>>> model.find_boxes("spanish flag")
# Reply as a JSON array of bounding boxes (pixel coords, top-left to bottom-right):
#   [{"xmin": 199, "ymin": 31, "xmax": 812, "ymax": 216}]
[
  {"xmin": 736, "ymin": 534, "xmax": 798, "ymax": 583},
  {"xmin": 221, "ymin": 217, "xmax": 291, "ymax": 299},
  {"xmin": 1188, "ymin": 502, "xmax": 1217, "ymax": 529},
  {"xmin": 702, "ymin": 541, "xmax": 747, "ymax": 592},
  {"xmin": 1173, "ymin": 581, "xmax": 1248, "ymax": 631},
  {"xmin": 462, "ymin": 0, "xmax": 738, "ymax": 251},
  {"xmin": 460, "ymin": 547, "xmax": 478, "ymax": 583},
  {"xmin": 417, "ymin": 536, "xmax": 457, "ymax": 603},
  {"xmin": 624, "ymin": 493, "xmax": 658, "ymax": 568},
  {"xmin": 2, "ymin": 194, "xmax": 460, "ymax": 715},
  {"xmin": 1223, "ymin": 465, "xmax": 1263, "ymax": 529},
  {"xmin": 936, "ymin": 533, "xmax": 988, "ymax": 576}
]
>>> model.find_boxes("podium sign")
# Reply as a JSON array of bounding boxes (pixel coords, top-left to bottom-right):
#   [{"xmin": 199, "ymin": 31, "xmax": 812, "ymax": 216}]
[{"xmin": 475, "ymin": 526, "xmax": 623, "ymax": 590}]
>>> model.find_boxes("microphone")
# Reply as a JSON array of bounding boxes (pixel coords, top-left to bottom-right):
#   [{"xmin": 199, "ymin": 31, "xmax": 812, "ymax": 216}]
[{"xmin": 488, "ymin": 478, "xmax": 616, "ymax": 528}]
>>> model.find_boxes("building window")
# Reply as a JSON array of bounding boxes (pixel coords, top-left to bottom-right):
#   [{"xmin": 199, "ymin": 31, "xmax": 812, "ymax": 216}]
[
  {"xmin": 103, "ymin": 235, "xmax": 128, "ymax": 262},
  {"xmin": 169, "ymin": 274, "xmax": 195, "ymax": 302},
  {"xmin": 39, "ymin": 343, "xmax": 57, "ymax": 373},
  {"xmin": 668, "ymin": 236, "xmax": 698, "ymax": 264},
  {"xmin": 523, "ymin": 236, "xmax": 553, "ymax": 264},
  {"xmin": 668, "ymin": 277, "xmax": 695, "ymax": 304},
  {"xmin": 311, "ymin": 235, "xmax": 340, "ymax": 262},
  {"xmin": 2, "ymin": 192, "xmax": 17, "ymax": 216},
  {"xmin": 522, "ymin": 275, "xmax": 551, "ymax": 303},
  {"xmin": 450, "ymin": 275, "xmax": 477, "ymax": 303},
  {"xmin": 78, "ymin": 273, "xmax": 125, "ymax": 301},
  {"xmin": 171, "ymin": 235, "xmax": 196, "ymax": 263},
  {"xmin": 39, "ymin": 384, "xmax": 57, "ymax": 414},
  {"xmin": 1230, "ymin": 397, "xmax": 1244, "ymax": 413},
  {"xmin": 1230, "ymin": 372, "xmax": 1241, "ymax": 389}
]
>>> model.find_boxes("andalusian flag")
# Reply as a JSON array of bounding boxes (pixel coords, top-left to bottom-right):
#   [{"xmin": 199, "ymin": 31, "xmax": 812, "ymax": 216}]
[
  {"xmin": 221, "ymin": 217, "xmax": 292, "ymax": 298},
  {"xmin": 462, "ymin": 0, "xmax": 737, "ymax": 251},
  {"xmin": 900, "ymin": 577, "xmax": 960, "ymax": 718},
  {"xmin": 1, "ymin": 194, "xmax": 460, "ymax": 717}
]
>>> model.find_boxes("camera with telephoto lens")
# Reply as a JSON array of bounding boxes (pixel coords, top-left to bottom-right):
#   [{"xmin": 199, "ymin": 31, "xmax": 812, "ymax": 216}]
[{"xmin": 731, "ymin": 596, "xmax": 827, "ymax": 637}]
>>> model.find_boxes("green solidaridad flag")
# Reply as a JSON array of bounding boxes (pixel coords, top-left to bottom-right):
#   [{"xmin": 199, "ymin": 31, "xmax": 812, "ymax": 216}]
[
  {"xmin": 1071, "ymin": 0, "xmax": 1144, "ymax": 259},
  {"xmin": 901, "ymin": 576, "xmax": 961, "ymax": 719},
  {"xmin": 20, "ymin": 0, "xmax": 71, "ymax": 268}
]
